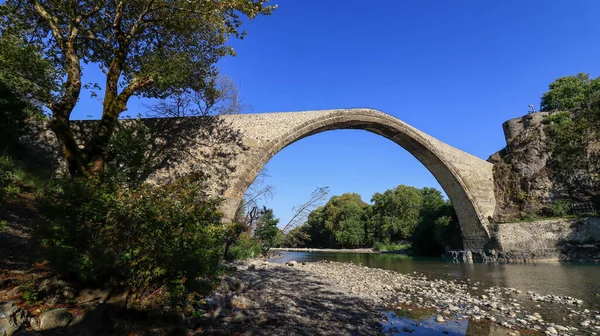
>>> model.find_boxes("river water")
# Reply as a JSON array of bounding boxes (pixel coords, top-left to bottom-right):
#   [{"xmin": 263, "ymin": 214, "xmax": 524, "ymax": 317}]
[{"xmin": 269, "ymin": 251, "xmax": 600, "ymax": 335}]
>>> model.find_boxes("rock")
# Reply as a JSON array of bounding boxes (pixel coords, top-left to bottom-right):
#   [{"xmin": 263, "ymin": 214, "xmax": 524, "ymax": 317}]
[
  {"xmin": 545, "ymin": 326, "xmax": 558, "ymax": 335},
  {"xmin": 286, "ymin": 260, "xmax": 298, "ymax": 267},
  {"xmin": 38, "ymin": 279, "xmax": 78, "ymax": 305},
  {"xmin": 436, "ymin": 315, "xmax": 445, "ymax": 323},
  {"xmin": 225, "ymin": 277, "xmax": 244, "ymax": 292},
  {"xmin": 554, "ymin": 325, "xmax": 569, "ymax": 332},
  {"xmin": 76, "ymin": 288, "xmax": 111, "ymax": 304},
  {"xmin": 0, "ymin": 301, "xmax": 28, "ymax": 336},
  {"xmin": 231, "ymin": 295, "xmax": 256, "ymax": 309},
  {"xmin": 582, "ymin": 321, "xmax": 591, "ymax": 327},
  {"xmin": 38, "ymin": 309, "xmax": 73, "ymax": 330}
]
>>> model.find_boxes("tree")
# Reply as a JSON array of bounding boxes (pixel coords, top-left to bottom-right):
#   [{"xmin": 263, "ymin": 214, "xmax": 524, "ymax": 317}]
[
  {"xmin": 0, "ymin": 32, "xmax": 55, "ymax": 148},
  {"xmin": 237, "ymin": 167, "xmax": 275, "ymax": 232},
  {"xmin": 411, "ymin": 189, "xmax": 460, "ymax": 255},
  {"xmin": 1, "ymin": 1, "xmax": 275, "ymax": 176},
  {"xmin": 367, "ymin": 185, "xmax": 422, "ymax": 244},
  {"xmin": 254, "ymin": 207, "xmax": 281, "ymax": 254},
  {"xmin": 146, "ymin": 74, "xmax": 252, "ymax": 117},
  {"xmin": 300, "ymin": 193, "xmax": 367, "ymax": 248},
  {"xmin": 541, "ymin": 74, "xmax": 600, "ymax": 199},
  {"xmin": 282, "ymin": 186, "xmax": 329, "ymax": 234},
  {"xmin": 540, "ymin": 73, "xmax": 600, "ymax": 112}
]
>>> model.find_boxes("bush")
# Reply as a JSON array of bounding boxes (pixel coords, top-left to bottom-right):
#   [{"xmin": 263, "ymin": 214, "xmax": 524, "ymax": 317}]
[
  {"xmin": 226, "ymin": 232, "xmax": 262, "ymax": 260},
  {"xmin": 36, "ymin": 172, "xmax": 226, "ymax": 300},
  {"xmin": 372, "ymin": 241, "xmax": 411, "ymax": 252},
  {"xmin": 546, "ymin": 200, "xmax": 573, "ymax": 217}
]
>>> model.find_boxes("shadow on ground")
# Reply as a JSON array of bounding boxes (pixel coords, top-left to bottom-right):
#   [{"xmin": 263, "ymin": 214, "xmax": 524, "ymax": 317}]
[{"xmin": 199, "ymin": 264, "xmax": 381, "ymax": 336}]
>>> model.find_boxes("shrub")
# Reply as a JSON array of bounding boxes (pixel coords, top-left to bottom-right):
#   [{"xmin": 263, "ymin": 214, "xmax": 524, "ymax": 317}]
[
  {"xmin": 226, "ymin": 232, "xmax": 262, "ymax": 260},
  {"xmin": 547, "ymin": 199, "xmax": 573, "ymax": 217},
  {"xmin": 36, "ymin": 172, "xmax": 226, "ymax": 299},
  {"xmin": 372, "ymin": 241, "xmax": 411, "ymax": 252}
]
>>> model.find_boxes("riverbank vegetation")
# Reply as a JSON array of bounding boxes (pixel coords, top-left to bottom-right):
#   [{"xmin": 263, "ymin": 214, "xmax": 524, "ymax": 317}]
[
  {"xmin": 490, "ymin": 72, "xmax": 600, "ymax": 221},
  {"xmin": 0, "ymin": 1, "xmax": 279, "ymax": 333},
  {"xmin": 282, "ymin": 186, "xmax": 463, "ymax": 256}
]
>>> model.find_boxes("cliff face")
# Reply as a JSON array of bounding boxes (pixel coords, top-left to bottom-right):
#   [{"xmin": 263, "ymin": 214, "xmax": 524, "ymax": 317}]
[{"xmin": 488, "ymin": 112, "xmax": 600, "ymax": 222}]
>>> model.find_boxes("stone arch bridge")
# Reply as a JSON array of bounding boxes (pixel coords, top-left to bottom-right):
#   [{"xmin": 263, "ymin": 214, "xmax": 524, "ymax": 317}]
[
  {"xmin": 152, "ymin": 108, "xmax": 496, "ymax": 250},
  {"xmin": 29, "ymin": 108, "xmax": 496, "ymax": 251}
]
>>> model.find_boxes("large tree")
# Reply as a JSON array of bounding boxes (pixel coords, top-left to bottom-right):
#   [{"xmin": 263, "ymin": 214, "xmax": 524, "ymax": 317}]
[
  {"xmin": 0, "ymin": 33, "xmax": 55, "ymax": 148},
  {"xmin": 367, "ymin": 185, "xmax": 423, "ymax": 243},
  {"xmin": 1, "ymin": 0, "xmax": 275, "ymax": 176},
  {"xmin": 540, "ymin": 73, "xmax": 600, "ymax": 112}
]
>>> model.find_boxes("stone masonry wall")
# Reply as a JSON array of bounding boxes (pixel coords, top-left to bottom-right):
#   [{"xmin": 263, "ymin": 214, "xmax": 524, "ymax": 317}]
[{"xmin": 489, "ymin": 217, "xmax": 600, "ymax": 260}]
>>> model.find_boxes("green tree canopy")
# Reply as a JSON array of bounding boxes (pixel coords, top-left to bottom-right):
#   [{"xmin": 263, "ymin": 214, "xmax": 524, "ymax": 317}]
[
  {"xmin": 540, "ymin": 73, "xmax": 600, "ymax": 112},
  {"xmin": 0, "ymin": 33, "xmax": 55, "ymax": 148},
  {"xmin": 1, "ymin": 0, "xmax": 275, "ymax": 175},
  {"xmin": 254, "ymin": 207, "xmax": 281, "ymax": 253},
  {"xmin": 367, "ymin": 185, "xmax": 423, "ymax": 243},
  {"xmin": 302, "ymin": 193, "xmax": 367, "ymax": 248}
]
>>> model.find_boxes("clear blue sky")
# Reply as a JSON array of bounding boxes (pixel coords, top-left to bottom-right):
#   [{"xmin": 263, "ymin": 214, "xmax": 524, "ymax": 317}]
[{"xmin": 73, "ymin": 1, "xmax": 600, "ymax": 228}]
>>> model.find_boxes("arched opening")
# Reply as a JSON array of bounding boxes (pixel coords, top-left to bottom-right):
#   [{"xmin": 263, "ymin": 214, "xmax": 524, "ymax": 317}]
[{"xmin": 219, "ymin": 109, "xmax": 494, "ymax": 250}]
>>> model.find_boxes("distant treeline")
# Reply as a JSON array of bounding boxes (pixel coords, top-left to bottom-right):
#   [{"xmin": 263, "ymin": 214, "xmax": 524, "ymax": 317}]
[{"xmin": 283, "ymin": 185, "xmax": 463, "ymax": 255}]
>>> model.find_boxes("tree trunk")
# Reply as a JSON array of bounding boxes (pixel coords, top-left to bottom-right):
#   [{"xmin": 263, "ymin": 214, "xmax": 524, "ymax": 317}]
[{"xmin": 48, "ymin": 115, "xmax": 84, "ymax": 177}]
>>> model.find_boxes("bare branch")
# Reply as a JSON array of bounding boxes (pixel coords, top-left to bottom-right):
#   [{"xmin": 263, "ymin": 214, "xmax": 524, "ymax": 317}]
[{"xmin": 282, "ymin": 187, "xmax": 330, "ymax": 234}]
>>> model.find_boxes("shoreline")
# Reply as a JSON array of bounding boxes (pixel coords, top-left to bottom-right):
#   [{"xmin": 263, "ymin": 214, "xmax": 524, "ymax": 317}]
[
  {"xmin": 270, "ymin": 247, "xmax": 376, "ymax": 253},
  {"xmin": 202, "ymin": 259, "xmax": 599, "ymax": 335}
]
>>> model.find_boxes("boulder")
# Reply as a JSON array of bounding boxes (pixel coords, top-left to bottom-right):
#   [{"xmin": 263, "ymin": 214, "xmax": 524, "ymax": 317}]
[
  {"xmin": 225, "ymin": 277, "xmax": 244, "ymax": 292},
  {"xmin": 231, "ymin": 295, "xmax": 256, "ymax": 309},
  {"xmin": 0, "ymin": 301, "xmax": 28, "ymax": 336},
  {"xmin": 38, "ymin": 279, "xmax": 78, "ymax": 304},
  {"xmin": 286, "ymin": 260, "xmax": 298, "ymax": 267},
  {"xmin": 38, "ymin": 308, "xmax": 73, "ymax": 330}
]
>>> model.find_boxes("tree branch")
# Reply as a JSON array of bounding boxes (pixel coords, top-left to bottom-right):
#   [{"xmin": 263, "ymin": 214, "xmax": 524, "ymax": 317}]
[
  {"xmin": 128, "ymin": 0, "xmax": 156, "ymax": 39},
  {"xmin": 118, "ymin": 76, "xmax": 154, "ymax": 102},
  {"xmin": 30, "ymin": 0, "xmax": 65, "ymax": 50}
]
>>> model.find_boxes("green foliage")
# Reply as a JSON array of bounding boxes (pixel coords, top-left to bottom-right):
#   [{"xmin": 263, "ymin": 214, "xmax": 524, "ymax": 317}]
[
  {"xmin": 20, "ymin": 282, "xmax": 40, "ymax": 304},
  {"xmin": 303, "ymin": 193, "xmax": 368, "ymax": 248},
  {"xmin": 254, "ymin": 207, "xmax": 281, "ymax": 254},
  {"xmin": 542, "ymin": 74, "xmax": 600, "ymax": 191},
  {"xmin": 105, "ymin": 119, "xmax": 156, "ymax": 188},
  {"xmin": 0, "ymin": 33, "xmax": 53, "ymax": 148},
  {"xmin": 411, "ymin": 194, "xmax": 460, "ymax": 256},
  {"xmin": 1, "ymin": 0, "xmax": 276, "ymax": 175},
  {"xmin": 367, "ymin": 185, "xmax": 423, "ymax": 244},
  {"xmin": 372, "ymin": 241, "xmax": 411, "ymax": 252},
  {"xmin": 290, "ymin": 186, "xmax": 461, "ymax": 255},
  {"xmin": 540, "ymin": 73, "xmax": 600, "ymax": 112},
  {"xmin": 227, "ymin": 232, "xmax": 263, "ymax": 260},
  {"xmin": 283, "ymin": 225, "xmax": 311, "ymax": 247},
  {"xmin": 36, "ymin": 172, "xmax": 225, "ymax": 299},
  {"xmin": 0, "ymin": 154, "xmax": 21, "ymax": 203},
  {"xmin": 546, "ymin": 200, "xmax": 573, "ymax": 217}
]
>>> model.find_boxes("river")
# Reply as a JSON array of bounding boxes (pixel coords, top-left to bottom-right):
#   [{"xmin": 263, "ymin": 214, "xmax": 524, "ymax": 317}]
[{"xmin": 269, "ymin": 251, "xmax": 600, "ymax": 335}]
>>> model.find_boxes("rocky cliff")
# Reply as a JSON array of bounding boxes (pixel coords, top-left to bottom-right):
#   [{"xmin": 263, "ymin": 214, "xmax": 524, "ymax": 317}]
[{"xmin": 488, "ymin": 111, "xmax": 600, "ymax": 222}]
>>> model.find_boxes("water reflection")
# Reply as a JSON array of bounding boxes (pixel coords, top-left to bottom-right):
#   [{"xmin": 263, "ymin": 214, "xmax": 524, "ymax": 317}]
[{"xmin": 380, "ymin": 310, "xmax": 513, "ymax": 336}]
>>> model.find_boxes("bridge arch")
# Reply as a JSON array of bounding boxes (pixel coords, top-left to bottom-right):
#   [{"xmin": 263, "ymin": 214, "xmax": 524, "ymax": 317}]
[{"xmin": 219, "ymin": 109, "xmax": 495, "ymax": 251}]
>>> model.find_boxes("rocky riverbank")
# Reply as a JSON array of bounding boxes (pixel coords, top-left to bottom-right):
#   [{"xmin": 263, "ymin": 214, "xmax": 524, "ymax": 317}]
[
  {"xmin": 203, "ymin": 259, "xmax": 600, "ymax": 335},
  {"xmin": 271, "ymin": 247, "xmax": 376, "ymax": 253},
  {"xmin": 2, "ymin": 259, "xmax": 600, "ymax": 335}
]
